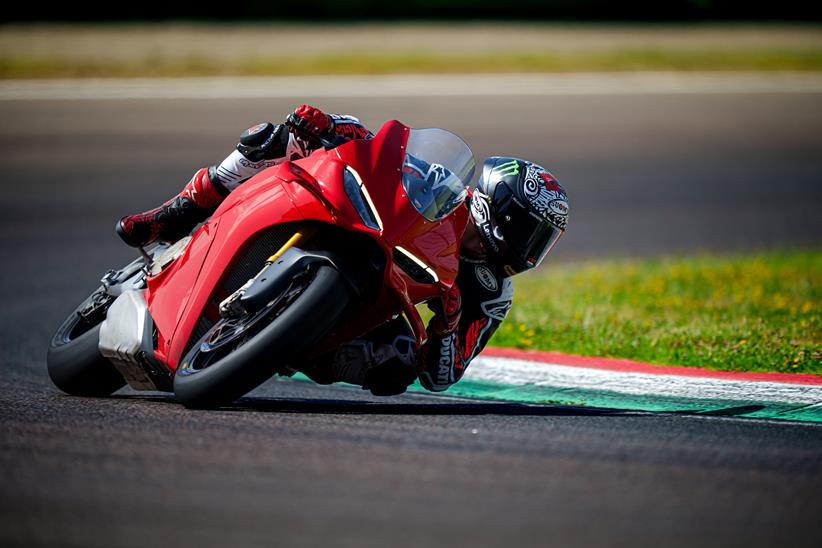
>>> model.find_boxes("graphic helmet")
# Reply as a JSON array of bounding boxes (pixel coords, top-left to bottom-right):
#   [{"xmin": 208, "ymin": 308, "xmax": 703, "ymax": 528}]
[{"xmin": 470, "ymin": 157, "xmax": 569, "ymax": 275}]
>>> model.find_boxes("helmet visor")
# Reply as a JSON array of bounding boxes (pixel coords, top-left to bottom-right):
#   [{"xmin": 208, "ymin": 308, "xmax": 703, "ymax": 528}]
[{"xmin": 496, "ymin": 197, "xmax": 563, "ymax": 269}]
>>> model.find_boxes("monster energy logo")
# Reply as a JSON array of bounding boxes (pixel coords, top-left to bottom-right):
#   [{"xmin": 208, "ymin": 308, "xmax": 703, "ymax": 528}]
[{"xmin": 493, "ymin": 160, "xmax": 520, "ymax": 177}]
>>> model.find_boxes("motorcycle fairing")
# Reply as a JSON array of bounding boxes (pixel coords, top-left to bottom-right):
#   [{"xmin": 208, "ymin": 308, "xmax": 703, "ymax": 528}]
[{"xmin": 146, "ymin": 120, "xmax": 470, "ymax": 370}]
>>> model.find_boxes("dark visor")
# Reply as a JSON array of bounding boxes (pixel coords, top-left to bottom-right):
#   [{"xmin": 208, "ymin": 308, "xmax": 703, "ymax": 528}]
[{"xmin": 496, "ymin": 196, "xmax": 563, "ymax": 269}]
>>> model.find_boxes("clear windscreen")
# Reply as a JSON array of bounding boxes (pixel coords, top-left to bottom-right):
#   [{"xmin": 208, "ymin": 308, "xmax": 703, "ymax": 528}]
[{"xmin": 401, "ymin": 128, "xmax": 476, "ymax": 221}]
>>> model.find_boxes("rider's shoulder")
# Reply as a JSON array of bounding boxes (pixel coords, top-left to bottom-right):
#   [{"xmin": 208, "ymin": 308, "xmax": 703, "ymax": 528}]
[{"xmin": 459, "ymin": 256, "xmax": 513, "ymax": 298}]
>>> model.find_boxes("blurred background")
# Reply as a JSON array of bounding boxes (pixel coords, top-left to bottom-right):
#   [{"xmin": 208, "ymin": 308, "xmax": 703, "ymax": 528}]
[{"xmin": 1, "ymin": 4, "xmax": 822, "ymax": 547}]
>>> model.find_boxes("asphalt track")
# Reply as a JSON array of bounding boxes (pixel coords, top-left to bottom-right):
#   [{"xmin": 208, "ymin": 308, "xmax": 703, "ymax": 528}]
[{"xmin": 1, "ymin": 88, "xmax": 822, "ymax": 547}]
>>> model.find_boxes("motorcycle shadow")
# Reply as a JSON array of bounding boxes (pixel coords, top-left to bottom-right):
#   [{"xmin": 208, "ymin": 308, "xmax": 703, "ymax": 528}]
[
  {"xmin": 232, "ymin": 397, "xmax": 628, "ymax": 417},
  {"xmin": 112, "ymin": 392, "xmax": 627, "ymax": 417}
]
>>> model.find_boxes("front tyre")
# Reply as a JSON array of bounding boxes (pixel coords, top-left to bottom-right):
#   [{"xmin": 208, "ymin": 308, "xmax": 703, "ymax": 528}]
[
  {"xmin": 174, "ymin": 265, "xmax": 352, "ymax": 408},
  {"xmin": 47, "ymin": 288, "xmax": 126, "ymax": 396}
]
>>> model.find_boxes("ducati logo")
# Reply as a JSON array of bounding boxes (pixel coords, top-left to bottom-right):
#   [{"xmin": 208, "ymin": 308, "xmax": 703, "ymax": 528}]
[{"xmin": 437, "ymin": 334, "xmax": 455, "ymax": 384}]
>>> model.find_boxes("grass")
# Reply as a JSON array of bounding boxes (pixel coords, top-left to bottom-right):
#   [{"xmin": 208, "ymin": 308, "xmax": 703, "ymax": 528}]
[
  {"xmin": 490, "ymin": 250, "xmax": 822, "ymax": 375},
  {"xmin": 3, "ymin": 49, "xmax": 822, "ymax": 79}
]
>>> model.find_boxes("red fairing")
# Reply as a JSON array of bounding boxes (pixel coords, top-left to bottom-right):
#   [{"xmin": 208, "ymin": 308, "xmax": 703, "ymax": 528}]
[{"xmin": 144, "ymin": 120, "xmax": 470, "ymax": 370}]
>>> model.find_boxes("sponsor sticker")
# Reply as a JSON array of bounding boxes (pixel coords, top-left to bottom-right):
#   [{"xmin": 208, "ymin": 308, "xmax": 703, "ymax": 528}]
[
  {"xmin": 246, "ymin": 123, "xmax": 268, "ymax": 135},
  {"xmin": 493, "ymin": 159, "xmax": 520, "ymax": 178},
  {"xmin": 238, "ymin": 157, "xmax": 279, "ymax": 170},
  {"xmin": 437, "ymin": 333, "xmax": 455, "ymax": 385},
  {"xmin": 549, "ymin": 199, "xmax": 569, "ymax": 216},
  {"xmin": 471, "ymin": 193, "xmax": 490, "ymax": 223},
  {"xmin": 474, "ymin": 265, "xmax": 499, "ymax": 292}
]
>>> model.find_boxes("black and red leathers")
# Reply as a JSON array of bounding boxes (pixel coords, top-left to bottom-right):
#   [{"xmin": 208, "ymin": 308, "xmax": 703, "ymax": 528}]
[{"xmin": 417, "ymin": 240, "xmax": 513, "ymax": 392}]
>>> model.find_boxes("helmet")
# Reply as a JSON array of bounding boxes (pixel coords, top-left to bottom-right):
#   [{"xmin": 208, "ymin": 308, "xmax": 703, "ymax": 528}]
[{"xmin": 470, "ymin": 157, "xmax": 569, "ymax": 276}]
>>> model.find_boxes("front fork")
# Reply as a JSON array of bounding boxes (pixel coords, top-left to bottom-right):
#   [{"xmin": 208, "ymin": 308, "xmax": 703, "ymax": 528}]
[{"xmin": 219, "ymin": 227, "xmax": 318, "ymax": 319}]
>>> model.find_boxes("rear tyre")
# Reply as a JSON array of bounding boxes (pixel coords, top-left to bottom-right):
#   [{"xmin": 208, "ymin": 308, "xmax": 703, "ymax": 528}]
[
  {"xmin": 174, "ymin": 265, "xmax": 352, "ymax": 408},
  {"xmin": 47, "ymin": 289, "xmax": 126, "ymax": 397}
]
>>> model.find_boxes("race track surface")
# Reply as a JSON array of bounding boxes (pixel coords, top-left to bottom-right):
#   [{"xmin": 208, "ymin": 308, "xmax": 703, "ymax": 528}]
[{"xmin": 1, "ymin": 92, "xmax": 822, "ymax": 547}]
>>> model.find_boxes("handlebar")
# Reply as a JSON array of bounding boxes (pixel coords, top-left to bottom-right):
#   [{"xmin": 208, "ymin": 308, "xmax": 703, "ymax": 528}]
[{"xmin": 285, "ymin": 114, "xmax": 349, "ymax": 151}]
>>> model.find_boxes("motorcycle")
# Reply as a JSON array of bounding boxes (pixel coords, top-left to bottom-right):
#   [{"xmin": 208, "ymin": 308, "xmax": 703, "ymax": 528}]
[{"xmin": 47, "ymin": 120, "xmax": 476, "ymax": 407}]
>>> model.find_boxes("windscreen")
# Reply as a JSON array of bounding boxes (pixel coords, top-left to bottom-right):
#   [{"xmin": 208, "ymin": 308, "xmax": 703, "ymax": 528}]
[{"xmin": 402, "ymin": 128, "xmax": 476, "ymax": 221}]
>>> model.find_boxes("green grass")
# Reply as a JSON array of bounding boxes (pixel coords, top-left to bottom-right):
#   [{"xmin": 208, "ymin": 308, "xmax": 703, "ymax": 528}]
[
  {"xmin": 3, "ymin": 49, "xmax": 822, "ymax": 79},
  {"xmin": 490, "ymin": 250, "xmax": 822, "ymax": 375}
]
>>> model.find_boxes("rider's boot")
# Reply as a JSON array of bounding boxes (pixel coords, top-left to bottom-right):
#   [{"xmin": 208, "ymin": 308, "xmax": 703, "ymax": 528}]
[
  {"xmin": 115, "ymin": 168, "xmax": 227, "ymax": 247},
  {"xmin": 301, "ymin": 320, "xmax": 418, "ymax": 396}
]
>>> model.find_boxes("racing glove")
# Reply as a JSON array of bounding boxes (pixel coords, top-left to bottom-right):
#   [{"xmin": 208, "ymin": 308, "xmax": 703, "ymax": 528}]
[
  {"xmin": 286, "ymin": 104, "xmax": 333, "ymax": 141},
  {"xmin": 427, "ymin": 283, "xmax": 462, "ymax": 337}
]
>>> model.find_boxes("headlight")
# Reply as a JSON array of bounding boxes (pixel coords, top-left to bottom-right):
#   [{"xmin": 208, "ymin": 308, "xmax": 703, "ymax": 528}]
[{"xmin": 342, "ymin": 166, "xmax": 382, "ymax": 231}]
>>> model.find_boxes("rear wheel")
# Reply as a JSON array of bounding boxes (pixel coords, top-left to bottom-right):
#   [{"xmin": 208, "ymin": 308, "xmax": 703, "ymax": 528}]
[
  {"xmin": 173, "ymin": 265, "xmax": 352, "ymax": 408},
  {"xmin": 47, "ymin": 287, "xmax": 126, "ymax": 396}
]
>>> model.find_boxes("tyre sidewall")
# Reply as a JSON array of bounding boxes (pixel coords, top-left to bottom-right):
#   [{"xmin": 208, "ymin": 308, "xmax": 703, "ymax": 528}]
[
  {"xmin": 173, "ymin": 266, "xmax": 351, "ymax": 408},
  {"xmin": 47, "ymin": 321, "xmax": 126, "ymax": 397}
]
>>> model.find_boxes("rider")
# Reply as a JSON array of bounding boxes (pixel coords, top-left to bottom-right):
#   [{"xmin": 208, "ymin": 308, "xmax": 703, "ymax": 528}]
[{"xmin": 117, "ymin": 105, "xmax": 570, "ymax": 396}]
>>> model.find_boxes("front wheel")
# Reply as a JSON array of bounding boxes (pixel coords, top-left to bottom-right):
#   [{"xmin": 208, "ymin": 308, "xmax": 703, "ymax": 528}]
[
  {"xmin": 173, "ymin": 265, "xmax": 352, "ymax": 408},
  {"xmin": 47, "ymin": 287, "xmax": 126, "ymax": 396}
]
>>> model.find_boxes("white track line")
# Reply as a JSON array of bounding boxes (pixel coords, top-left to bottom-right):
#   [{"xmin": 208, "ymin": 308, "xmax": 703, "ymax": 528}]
[
  {"xmin": 467, "ymin": 356, "xmax": 822, "ymax": 405},
  {"xmin": 2, "ymin": 72, "xmax": 822, "ymax": 101}
]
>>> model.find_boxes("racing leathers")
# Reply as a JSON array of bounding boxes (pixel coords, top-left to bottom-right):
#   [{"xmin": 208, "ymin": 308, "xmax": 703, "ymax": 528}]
[{"xmin": 417, "ymin": 250, "xmax": 513, "ymax": 393}]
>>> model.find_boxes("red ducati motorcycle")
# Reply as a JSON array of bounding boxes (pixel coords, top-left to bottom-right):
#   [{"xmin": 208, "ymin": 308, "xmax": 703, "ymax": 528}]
[{"xmin": 47, "ymin": 121, "xmax": 476, "ymax": 407}]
